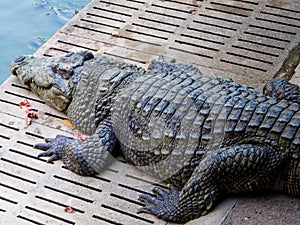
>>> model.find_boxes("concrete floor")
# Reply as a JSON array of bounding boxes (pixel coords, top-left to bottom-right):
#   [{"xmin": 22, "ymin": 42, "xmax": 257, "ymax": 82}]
[{"xmin": 1, "ymin": 0, "xmax": 300, "ymax": 224}]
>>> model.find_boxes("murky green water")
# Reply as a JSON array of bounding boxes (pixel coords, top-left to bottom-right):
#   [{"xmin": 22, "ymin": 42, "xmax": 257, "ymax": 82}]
[{"xmin": 0, "ymin": 0, "xmax": 90, "ymax": 84}]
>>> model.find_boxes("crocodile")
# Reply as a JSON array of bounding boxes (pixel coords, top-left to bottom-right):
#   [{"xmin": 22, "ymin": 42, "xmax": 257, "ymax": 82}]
[{"xmin": 10, "ymin": 51, "xmax": 300, "ymax": 223}]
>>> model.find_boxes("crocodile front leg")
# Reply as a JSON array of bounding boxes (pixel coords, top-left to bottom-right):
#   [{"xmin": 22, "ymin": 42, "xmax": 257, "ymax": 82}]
[
  {"xmin": 36, "ymin": 118, "xmax": 117, "ymax": 176},
  {"xmin": 139, "ymin": 144, "xmax": 286, "ymax": 223}
]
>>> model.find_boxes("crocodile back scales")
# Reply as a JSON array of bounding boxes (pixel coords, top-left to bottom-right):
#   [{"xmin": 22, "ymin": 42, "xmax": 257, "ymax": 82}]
[{"xmin": 111, "ymin": 66, "xmax": 300, "ymax": 185}]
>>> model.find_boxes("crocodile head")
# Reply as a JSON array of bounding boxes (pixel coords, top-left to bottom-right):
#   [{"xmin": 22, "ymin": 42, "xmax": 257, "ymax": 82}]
[{"xmin": 10, "ymin": 51, "xmax": 94, "ymax": 111}]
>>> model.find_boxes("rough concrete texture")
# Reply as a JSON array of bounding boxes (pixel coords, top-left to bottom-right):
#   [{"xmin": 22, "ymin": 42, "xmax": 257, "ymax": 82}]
[
  {"xmin": 222, "ymin": 194, "xmax": 300, "ymax": 225},
  {"xmin": 290, "ymin": 62, "xmax": 300, "ymax": 85}
]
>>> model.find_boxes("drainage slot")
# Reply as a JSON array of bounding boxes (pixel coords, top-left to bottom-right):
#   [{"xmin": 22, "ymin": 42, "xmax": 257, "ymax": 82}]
[
  {"xmin": 11, "ymin": 83, "xmax": 32, "ymax": 91},
  {"xmin": 0, "ymin": 182, "xmax": 27, "ymax": 194},
  {"xmin": 193, "ymin": 19, "xmax": 237, "ymax": 31},
  {"xmin": 255, "ymin": 17, "xmax": 300, "ymax": 28},
  {"xmin": 226, "ymin": 52, "xmax": 273, "ymax": 64},
  {"xmin": 232, "ymin": 45, "xmax": 279, "ymax": 57},
  {"xmin": 127, "ymin": 0, "xmax": 144, "ymax": 4},
  {"xmin": 181, "ymin": 33, "xmax": 225, "ymax": 45},
  {"xmin": 44, "ymin": 112, "xmax": 68, "ymax": 120},
  {"xmin": 25, "ymin": 132, "xmax": 45, "ymax": 140},
  {"xmin": 81, "ymin": 18, "xmax": 120, "ymax": 29},
  {"xmin": 244, "ymin": 31, "xmax": 291, "ymax": 42},
  {"xmin": 106, "ymin": 167, "xmax": 119, "ymax": 174},
  {"xmin": 265, "ymin": 4, "xmax": 300, "ymax": 14},
  {"xmin": 261, "ymin": 10, "xmax": 300, "ymax": 21},
  {"xmin": 92, "ymin": 175, "xmax": 112, "ymax": 183},
  {"xmin": 164, "ymin": 0, "xmax": 200, "ymax": 7},
  {"xmin": 0, "ymin": 123, "xmax": 19, "ymax": 131},
  {"xmin": 175, "ymin": 40, "xmax": 219, "ymax": 51},
  {"xmin": 101, "ymin": 204, "xmax": 154, "ymax": 224},
  {"xmin": 125, "ymin": 29, "xmax": 168, "ymax": 40},
  {"xmin": 210, "ymin": 1, "xmax": 254, "ymax": 12},
  {"xmin": 9, "ymin": 148, "xmax": 47, "ymax": 163},
  {"xmin": 35, "ymin": 195, "xmax": 85, "ymax": 214},
  {"xmin": 0, "ymin": 170, "xmax": 37, "ymax": 184},
  {"xmin": 220, "ymin": 59, "xmax": 268, "ymax": 72},
  {"xmin": 86, "ymin": 12, "xmax": 126, "ymax": 23},
  {"xmin": 17, "ymin": 140, "xmax": 34, "ymax": 147},
  {"xmin": 117, "ymin": 35, "xmax": 161, "ymax": 46},
  {"xmin": 186, "ymin": 27, "xmax": 231, "ymax": 38},
  {"xmin": 0, "ymin": 134, "xmax": 10, "ymax": 140},
  {"xmin": 100, "ymin": 0, "xmax": 140, "ymax": 10},
  {"xmin": 92, "ymin": 214, "xmax": 123, "ymax": 225},
  {"xmin": 61, "ymin": 165, "xmax": 115, "ymax": 178},
  {"xmin": 74, "ymin": 25, "xmax": 114, "ymax": 35},
  {"xmin": 169, "ymin": 47, "xmax": 214, "ymax": 59},
  {"xmin": 1, "ymin": 157, "xmax": 45, "ymax": 174},
  {"xmin": 151, "ymin": 3, "xmax": 192, "ymax": 14},
  {"xmin": 44, "ymin": 185, "xmax": 94, "ymax": 203},
  {"xmin": 25, "ymin": 206, "xmax": 75, "ymax": 225},
  {"xmin": 103, "ymin": 52, "xmax": 147, "ymax": 64},
  {"xmin": 0, "ymin": 196, "xmax": 18, "ymax": 204},
  {"xmin": 48, "ymin": 46, "xmax": 69, "ymax": 53},
  {"xmin": 138, "ymin": 16, "xmax": 180, "ymax": 27},
  {"xmin": 249, "ymin": 24, "xmax": 297, "ymax": 35},
  {"xmin": 118, "ymin": 183, "xmax": 150, "ymax": 195},
  {"xmin": 0, "ymin": 99, "xmax": 19, "ymax": 107},
  {"xmin": 125, "ymin": 174, "xmax": 168, "ymax": 189},
  {"xmin": 205, "ymin": 6, "xmax": 249, "ymax": 17},
  {"xmin": 237, "ymin": 38, "xmax": 285, "ymax": 50},
  {"xmin": 232, "ymin": 0, "xmax": 258, "ymax": 5},
  {"xmin": 110, "ymin": 193, "xmax": 145, "ymax": 206},
  {"xmin": 145, "ymin": 9, "xmax": 186, "ymax": 20},
  {"xmin": 57, "ymin": 39, "xmax": 98, "ymax": 51},
  {"xmin": 132, "ymin": 22, "xmax": 175, "ymax": 34},
  {"xmin": 93, "ymin": 6, "xmax": 132, "ymax": 17},
  {"xmin": 53, "ymin": 175, "xmax": 103, "ymax": 192},
  {"xmin": 198, "ymin": 13, "xmax": 243, "ymax": 24},
  {"xmin": 17, "ymin": 215, "xmax": 44, "ymax": 225},
  {"xmin": 5, "ymin": 91, "xmax": 45, "ymax": 104}
]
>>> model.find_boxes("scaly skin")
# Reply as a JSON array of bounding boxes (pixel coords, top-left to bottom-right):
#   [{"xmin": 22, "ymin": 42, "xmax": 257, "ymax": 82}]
[
  {"xmin": 11, "ymin": 52, "xmax": 300, "ymax": 223},
  {"xmin": 264, "ymin": 77, "xmax": 300, "ymax": 104}
]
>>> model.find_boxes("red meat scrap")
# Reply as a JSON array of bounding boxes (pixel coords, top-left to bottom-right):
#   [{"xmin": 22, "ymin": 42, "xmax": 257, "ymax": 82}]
[{"xmin": 19, "ymin": 98, "xmax": 38, "ymax": 126}]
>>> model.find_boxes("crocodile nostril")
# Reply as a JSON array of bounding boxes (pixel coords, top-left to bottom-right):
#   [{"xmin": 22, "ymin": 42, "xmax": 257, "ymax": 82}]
[{"xmin": 14, "ymin": 55, "xmax": 25, "ymax": 63}]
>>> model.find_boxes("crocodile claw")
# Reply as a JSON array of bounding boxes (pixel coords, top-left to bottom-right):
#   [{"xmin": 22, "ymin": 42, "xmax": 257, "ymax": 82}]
[
  {"xmin": 138, "ymin": 185, "xmax": 181, "ymax": 222},
  {"xmin": 35, "ymin": 135, "xmax": 73, "ymax": 163}
]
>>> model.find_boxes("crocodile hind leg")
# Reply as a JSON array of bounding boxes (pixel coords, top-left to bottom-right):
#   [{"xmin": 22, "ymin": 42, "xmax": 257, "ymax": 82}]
[
  {"xmin": 35, "ymin": 118, "xmax": 117, "ymax": 175},
  {"xmin": 138, "ymin": 144, "xmax": 286, "ymax": 223},
  {"xmin": 263, "ymin": 78, "xmax": 300, "ymax": 104}
]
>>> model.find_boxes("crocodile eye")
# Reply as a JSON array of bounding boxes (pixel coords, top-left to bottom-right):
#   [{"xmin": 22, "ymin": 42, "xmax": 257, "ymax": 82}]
[
  {"xmin": 51, "ymin": 64, "xmax": 74, "ymax": 79},
  {"xmin": 58, "ymin": 64, "xmax": 74, "ymax": 76}
]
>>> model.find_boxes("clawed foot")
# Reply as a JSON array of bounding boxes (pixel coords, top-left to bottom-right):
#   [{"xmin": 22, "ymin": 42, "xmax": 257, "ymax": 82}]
[
  {"xmin": 138, "ymin": 185, "xmax": 184, "ymax": 222},
  {"xmin": 35, "ymin": 135, "xmax": 74, "ymax": 162}
]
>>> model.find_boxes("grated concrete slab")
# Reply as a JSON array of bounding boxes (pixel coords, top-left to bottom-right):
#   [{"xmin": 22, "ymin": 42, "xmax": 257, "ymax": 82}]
[{"xmin": 1, "ymin": 0, "xmax": 300, "ymax": 224}]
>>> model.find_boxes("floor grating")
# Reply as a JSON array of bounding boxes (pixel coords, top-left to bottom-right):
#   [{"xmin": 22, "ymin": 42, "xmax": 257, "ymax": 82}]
[{"xmin": 1, "ymin": 0, "xmax": 300, "ymax": 224}]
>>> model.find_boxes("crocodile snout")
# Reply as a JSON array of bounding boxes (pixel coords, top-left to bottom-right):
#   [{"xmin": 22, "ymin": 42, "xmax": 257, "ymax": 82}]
[{"xmin": 10, "ymin": 55, "xmax": 34, "ymax": 76}]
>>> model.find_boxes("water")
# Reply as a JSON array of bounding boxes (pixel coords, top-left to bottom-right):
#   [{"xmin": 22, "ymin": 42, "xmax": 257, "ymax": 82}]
[{"xmin": 0, "ymin": 0, "xmax": 90, "ymax": 84}]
